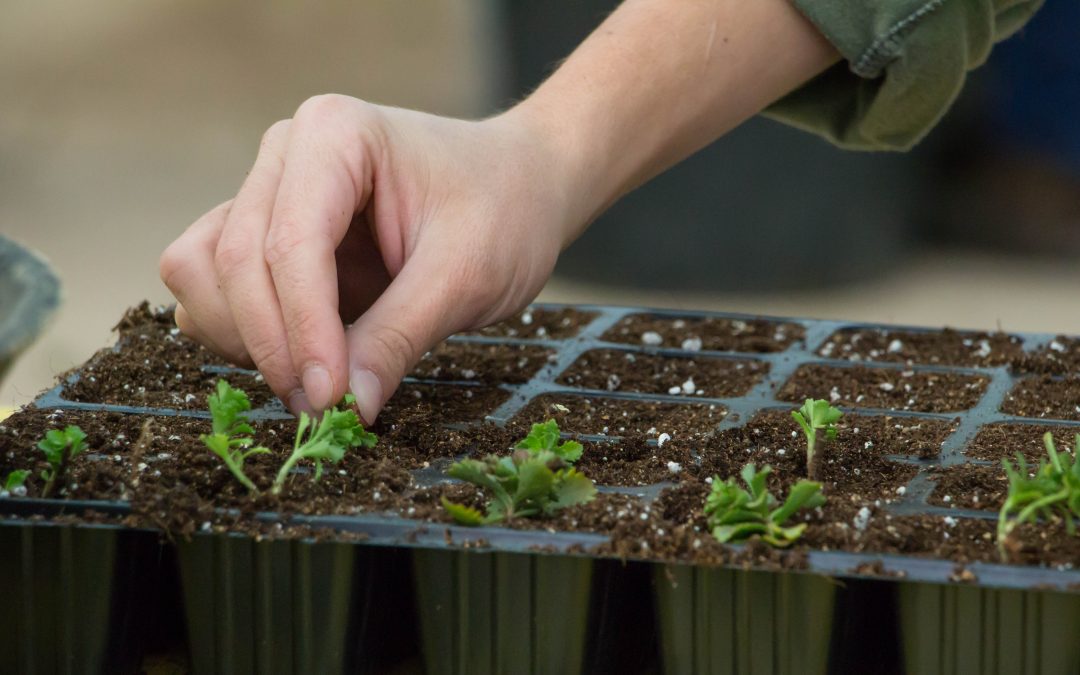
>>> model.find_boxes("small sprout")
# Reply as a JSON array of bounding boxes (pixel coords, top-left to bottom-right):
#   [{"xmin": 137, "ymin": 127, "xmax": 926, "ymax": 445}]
[
  {"xmin": 37, "ymin": 425, "xmax": 88, "ymax": 498},
  {"xmin": 3, "ymin": 470, "xmax": 29, "ymax": 494},
  {"xmin": 201, "ymin": 380, "xmax": 269, "ymax": 493},
  {"xmin": 791, "ymin": 398, "xmax": 842, "ymax": 479},
  {"xmin": 705, "ymin": 463, "xmax": 825, "ymax": 548},
  {"xmin": 514, "ymin": 419, "xmax": 583, "ymax": 463},
  {"xmin": 272, "ymin": 394, "xmax": 377, "ymax": 495},
  {"xmin": 444, "ymin": 419, "xmax": 595, "ymax": 525},
  {"xmin": 997, "ymin": 432, "xmax": 1080, "ymax": 561}
]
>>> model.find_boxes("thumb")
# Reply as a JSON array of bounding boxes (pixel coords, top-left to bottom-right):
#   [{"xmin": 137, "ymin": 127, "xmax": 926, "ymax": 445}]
[{"xmin": 345, "ymin": 257, "xmax": 464, "ymax": 425}]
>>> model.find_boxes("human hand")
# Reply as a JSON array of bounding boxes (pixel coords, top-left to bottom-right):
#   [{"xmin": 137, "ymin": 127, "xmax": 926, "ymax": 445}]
[{"xmin": 160, "ymin": 96, "xmax": 582, "ymax": 423}]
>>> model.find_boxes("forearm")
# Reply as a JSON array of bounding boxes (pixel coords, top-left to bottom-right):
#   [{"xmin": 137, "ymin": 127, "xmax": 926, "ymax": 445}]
[{"xmin": 507, "ymin": 0, "xmax": 838, "ymax": 242}]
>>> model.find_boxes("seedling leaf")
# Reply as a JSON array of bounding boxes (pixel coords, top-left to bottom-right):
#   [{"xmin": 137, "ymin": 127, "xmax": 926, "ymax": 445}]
[
  {"xmin": 516, "ymin": 420, "xmax": 583, "ymax": 463},
  {"xmin": 997, "ymin": 432, "xmax": 1080, "ymax": 560},
  {"xmin": 792, "ymin": 398, "xmax": 842, "ymax": 479},
  {"xmin": 37, "ymin": 425, "xmax": 88, "ymax": 497},
  {"xmin": 442, "ymin": 497, "xmax": 485, "ymax": 526},
  {"xmin": 3, "ymin": 470, "xmax": 29, "ymax": 493},
  {"xmin": 271, "ymin": 395, "xmax": 377, "ymax": 495},
  {"xmin": 443, "ymin": 420, "xmax": 596, "ymax": 525},
  {"xmin": 706, "ymin": 463, "xmax": 824, "ymax": 548}
]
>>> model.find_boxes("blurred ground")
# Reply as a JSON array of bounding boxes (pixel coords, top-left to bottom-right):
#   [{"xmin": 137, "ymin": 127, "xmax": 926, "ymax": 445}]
[{"xmin": 2, "ymin": 1, "xmax": 1078, "ymax": 411}]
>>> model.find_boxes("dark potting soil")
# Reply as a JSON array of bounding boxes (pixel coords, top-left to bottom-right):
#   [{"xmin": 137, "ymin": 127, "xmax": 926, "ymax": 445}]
[
  {"xmin": 1001, "ymin": 375, "xmax": 1080, "ymax": 421},
  {"xmin": 928, "ymin": 464, "xmax": 1006, "ymax": 511},
  {"xmin": 964, "ymin": 423, "xmax": 1080, "ymax": 462},
  {"xmin": 12, "ymin": 302, "xmax": 1080, "ymax": 573},
  {"xmin": 1011, "ymin": 336, "xmax": 1080, "ymax": 375},
  {"xmin": 60, "ymin": 303, "xmax": 277, "ymax": 410},
  {"xmin": 410, "ymin": 342, "xmax": 554, "ymax": 384},
  {"xmin": 379, "ymin": 383, "xmax": 510, "ymax": 428},
  {"xmin": 511, "ymin": 393, "xmax": 726, "ymax": 437},
  {"xmin": 0, "ymin": 407, "xmax": 414, "ymax": 537},
  {"xmin": 776, "ymin": 364, "xmax": 989, "ymax": 413},
  {"xmin": 817, "ymin": 327, "xmax": 1024, "ymax": 368},
  {"xmin": 691, "ymin": 409, "xmax": 952, "ymax": 493},
  {"xmin": 601, "ymin": 314, "xmax": 804, "ymax": 353},
  {"xmin": 463, "ymin": 307, "xmax": 597, "ymax": 340},
  {"xmin": 4, "ymin": 399, "xmax": 1075, "ymax": 569},
  {"xmin": 556, "ymin": 349, "xmax": 766, "ymax": 397}
]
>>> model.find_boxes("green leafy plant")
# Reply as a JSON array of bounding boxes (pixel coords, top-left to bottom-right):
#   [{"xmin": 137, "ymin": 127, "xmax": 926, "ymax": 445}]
[
  {"xmin": 201, "ymin": 380, "xmax": 270, "ymax": 493},
  {"xmin": 2, "ymin": 470, "xmax": 29, "ymax": 494},
  {"xmin": 514, "ymin": 419, "xmax": 583, "ymax": 463},
  {"xmin": 37, "ymin": 425, "xmax": 88, "ymax": 498},
  {"xmin": 442, "ymin": 419, "xmax": 596, "ymax": 525},
  {"xmin": 272, "ymin": 394, "xmax": 377, "ymax": 495},
  {"xmin": 705, "ymin": 463, "xmax": 825, "ymax": 547},
  {"xmin": 997, "ymin": 432, "xmax": 1080, "ymax": 560},
  {"xmin": 791, "ymin": 398, "xmax": 842, "ymax": 479}
]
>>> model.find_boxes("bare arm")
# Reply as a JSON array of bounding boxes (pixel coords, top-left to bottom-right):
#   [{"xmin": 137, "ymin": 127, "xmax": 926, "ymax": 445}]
[
  {"xmin": 160, "ymin": 0, "xmax": 838, "ymax": 422},
  {"xmin": 515, "ymin": 0, "xmax": 839, "ymax": 240}
]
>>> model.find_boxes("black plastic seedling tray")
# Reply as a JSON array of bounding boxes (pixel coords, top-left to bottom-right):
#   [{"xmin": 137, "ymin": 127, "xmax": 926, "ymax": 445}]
[{"xmin": 5, "ymin": 303, "xmax": 1080, "ymax": 674}]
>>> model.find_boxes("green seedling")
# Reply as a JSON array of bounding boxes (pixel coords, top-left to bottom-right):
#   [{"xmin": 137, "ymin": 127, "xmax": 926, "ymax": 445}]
[
  {"xmin": 997, "ymin": 432, "xmax": 1080, "ymax": 561},
  {"xmin": 443, "ymin": 420, "xmax": 596, "ymax": 525},
  {"xmin": 514, "ymin": 419, "xmax": 584, "ymax": 463},
  {"xmin": 792, "ymin": 398, "xmax": 842, "ymax": 479},
  {"xmin": 272, "ymin": 394, "xmax": 377, "ymax": 495},
  {"xmin": 705, "ymin": 463, "xmax": 825, "ymax": 547},
  {"xmin": 37, "ymin": 425, "xmax": 88, "ymax": 498},
  {"xmin": 2, "ymin": 470, "xmax": 29, "ymax": 494},
  {"xmin": 201, "ymin": 380, "xmax": 270, "ymax": 493}
]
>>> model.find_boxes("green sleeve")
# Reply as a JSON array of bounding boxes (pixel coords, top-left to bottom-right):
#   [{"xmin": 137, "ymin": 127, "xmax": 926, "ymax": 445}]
[{"xmin": 764, "ymin": 0, "xmax": 1044, "ymax": 151}]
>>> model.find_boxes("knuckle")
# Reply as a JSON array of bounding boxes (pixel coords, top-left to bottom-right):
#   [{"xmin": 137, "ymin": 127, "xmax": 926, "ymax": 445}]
[
  {"xmin": 261, "ymin": 119, "xmax": 290, "ymax": 148},
  {"xmin": 295, "ymin": 93, "xmax": 351, "ymax": 122},
  {"xmin": 245, "ymin": 335, "xmax": 296, "ymax": 385},
  {"xmin": 367, "ymin": 324, "xmax": 418, "ymax": 377},
  {"xmin": 213, "ymin": 236, "xmax": 250, "ymax": 280},
  {"xmin": 158, "ymin": 241, "xmax": 191, "ymax": 291},
  {"xmin": 263, "ymin": 222, "xmax": 305, "ymax": 269}
]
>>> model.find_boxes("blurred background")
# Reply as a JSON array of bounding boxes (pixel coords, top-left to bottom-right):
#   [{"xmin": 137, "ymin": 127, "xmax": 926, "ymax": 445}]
[{"xmin": 3, "ymin": 0, "xmax": 1079, "ymax": 412}]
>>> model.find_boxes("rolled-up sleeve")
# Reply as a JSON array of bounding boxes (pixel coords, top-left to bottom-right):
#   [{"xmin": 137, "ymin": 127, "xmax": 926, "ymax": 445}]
[{"xmin": 764, "ymin": 0, "xmax": 1044, "ymax": 151}]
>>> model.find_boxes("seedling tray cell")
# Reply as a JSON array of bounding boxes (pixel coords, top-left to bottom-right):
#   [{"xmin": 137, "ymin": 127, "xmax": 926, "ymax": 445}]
[{"xmin": 5, "ymin": 302, "xmax": 1080, "ymax": 673}]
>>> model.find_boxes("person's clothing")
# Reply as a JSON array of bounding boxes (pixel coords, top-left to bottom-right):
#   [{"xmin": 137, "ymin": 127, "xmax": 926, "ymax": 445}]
[{"xmin": 766, "ymin": 0, "xmax": 1045, "ymax": 151}]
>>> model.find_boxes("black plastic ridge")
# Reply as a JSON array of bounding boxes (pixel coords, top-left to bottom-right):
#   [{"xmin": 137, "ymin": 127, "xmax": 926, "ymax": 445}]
[{"xmin": 9, "ymin": 303, "xmax": 1080, "ymax": 592}]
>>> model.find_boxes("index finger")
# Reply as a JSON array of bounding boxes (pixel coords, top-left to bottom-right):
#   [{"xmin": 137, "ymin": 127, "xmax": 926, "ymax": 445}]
[{"xmin": 264, "ymin": 95, "xmax": 375, "ymax": 411}]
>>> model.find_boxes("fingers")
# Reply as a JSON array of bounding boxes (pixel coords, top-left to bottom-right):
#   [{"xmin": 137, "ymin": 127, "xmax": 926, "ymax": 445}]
[
  {"xmin": 345, "ymin": 249, "xmax": 467, "ymax": 425},
  {"xmin": 214, "ymin": 120, "xmax": 308, "ymax": 409},
  {"xmin": 264, "ymin": 96, "xmax": 374, "ymax": 412},
  {"xmin": 159, "ymin": 201, "xmax": 252, "ymax": 365}
]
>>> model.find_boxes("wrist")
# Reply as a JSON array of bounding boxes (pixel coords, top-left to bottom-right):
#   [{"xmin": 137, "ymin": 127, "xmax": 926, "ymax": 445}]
[{"xmin": 496, "ymin": 98, "xmax": 618, "ymax": 249}]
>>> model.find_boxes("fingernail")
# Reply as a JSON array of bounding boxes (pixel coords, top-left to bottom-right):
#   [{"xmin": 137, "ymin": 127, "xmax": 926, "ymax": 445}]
[
  {"xmin": 349, "ymin": 368, "xmax": 383, "ymax": 425},
  {"xmin": 288, "ymin": 388, "xmax": 313, "ymax": 417},
  {"xmin": 302, "ymin": 364, "xmax": 334, "ymax": 411}
]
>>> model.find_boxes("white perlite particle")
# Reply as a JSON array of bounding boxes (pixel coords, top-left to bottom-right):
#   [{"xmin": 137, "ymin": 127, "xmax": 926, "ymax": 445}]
[
  {"xmin": 681, "ymin": 378, "xmax": 696, "ymax": 395},
  {"xmin": 974, "ymin": 340, "xmax": 992, "ymax": 359},
  {"xmin": 1050, "ymin": 340, "xmax": 1067, "ymax": 353},
  {"xmin": 944, "ymin": 516, "xmax": 957, "ymax": 528},
  {"xmin": 853, "ymin": 507, "xmax": 871, "ymax": 532},
  {"xmin": 657, "ymin": 433, "xmax": 672, "ymax": 448},
  {"xmin": 887, "ymin": 339, "xmax": 904, "ymax": 353},
  {"xmin": 521, "ymin": 311, "xmax": 533, "ymax": 325},
  {"xmin": 641, "ymin": 331, "xmax": 663, "ymax": 346},
  {"xmin": 681, "ymin": 337, "xmax": 703, "ymax": 352},
  {"xmin": 878, "ymin": 382, "xmax": 895, "ymax": 392},
  {"xmin": 668, "ymin": 386, "xmax": 681, "ymax": 395},
  {"xmin": 896, "ymin": 486, "xmax": 906, "ymax": 495},
  {"xmin": 606, "ymin": 374, "xmax": 622, "ymax": 391},
  {"xmin": 667, "ymin": 461, "xmax": 682, "ymax": 475}
]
